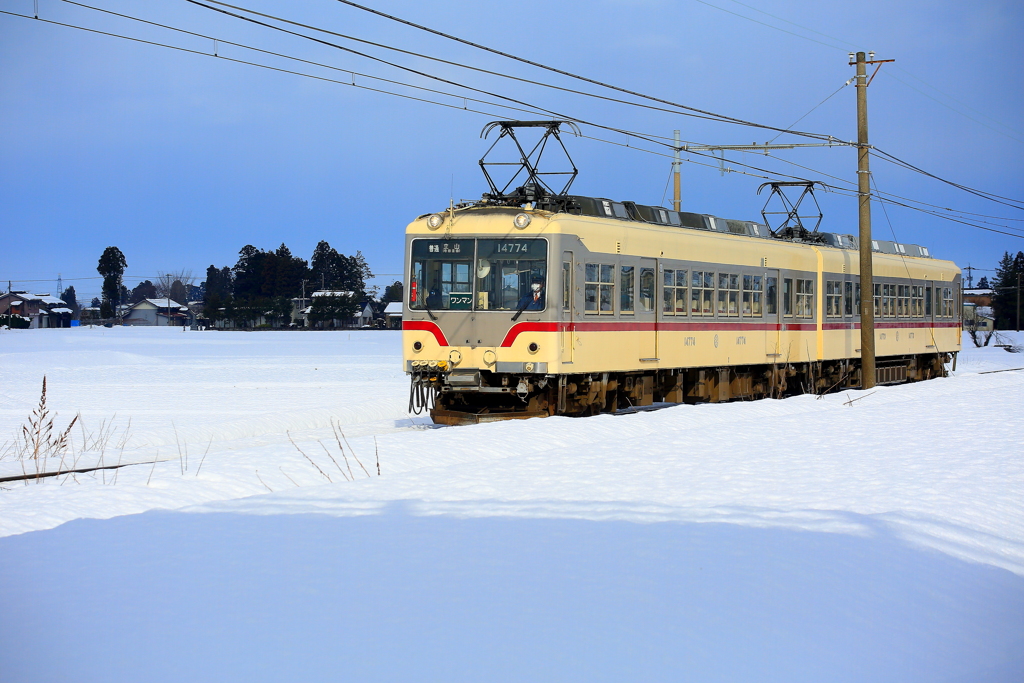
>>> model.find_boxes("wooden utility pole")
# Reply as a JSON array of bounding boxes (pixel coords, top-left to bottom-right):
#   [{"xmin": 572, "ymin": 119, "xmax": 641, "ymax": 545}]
[
  {"xmin": 852, "ymin": 51, "xmax": 892, "ymax": 389},
  {"xmin": 673, "ymin": 130, "xmax": 681, "ymax": 211}
]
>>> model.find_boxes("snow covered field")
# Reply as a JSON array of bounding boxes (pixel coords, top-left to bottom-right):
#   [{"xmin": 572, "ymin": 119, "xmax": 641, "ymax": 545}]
[{"xmin": 2, "ymin": 327, "xmax": 1023, "ymax": 681}]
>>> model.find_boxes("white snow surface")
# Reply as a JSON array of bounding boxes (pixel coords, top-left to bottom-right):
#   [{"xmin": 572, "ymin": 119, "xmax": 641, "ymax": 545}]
[
  {"xmin": 2, "ymin": 327, "xmax": 1022, "ymax": 573},
  {"xmin": 2, "ymin": 327, "xmax": 1023, "ymax": 681}
]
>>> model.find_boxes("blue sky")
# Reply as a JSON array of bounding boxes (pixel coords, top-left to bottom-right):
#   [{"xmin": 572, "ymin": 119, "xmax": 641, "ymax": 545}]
[{"xmin": 2, "ymin": 0, "xmax": 1022, "ymax": 301}]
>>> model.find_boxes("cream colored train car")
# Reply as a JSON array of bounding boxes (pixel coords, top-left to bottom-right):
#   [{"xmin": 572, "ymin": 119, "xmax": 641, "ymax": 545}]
[{"xmin": 403, "ymin": 197, "xmax": 960, "ymax": 425}]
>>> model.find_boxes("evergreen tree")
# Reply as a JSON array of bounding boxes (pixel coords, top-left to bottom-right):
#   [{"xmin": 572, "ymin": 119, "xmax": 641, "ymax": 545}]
[
  {"xmin": 382, "ymin": 280, "xmax": 404, "ymax": 304},
  {"xmin": 307, "ymin": 293, "xmax": 357, "ymax": 328},
  {"xmin": 97, "ymin": 246, "xmax": 127, "ymax": 318},
  {"xmin": 60, "ymin": 285, "xmax": 80, "ymax": 318},
  {"xmin": 204, "ymin": 265, "xmax": 233, "ymax": 301},
  {"xmin": 310, "ymin": 240, "xmax": 345, "ymax": 291},
  {"xmin": 169, "ymin": 280, "xmax": 188, "ymax": 304},
  {"xmin": 309, "ymin": 242, "xmax": 371, "ymax": 295},
  {"xmin": 992, "ymin": 251, "xmax": 1024, "ymax": 330},
  {"xmin": 976, "ymin": 276, "xmax": 990, "ymax": 289},
  {"xmin": 129, "ymin": 280, "xmax": 157, "ymax": 304}
]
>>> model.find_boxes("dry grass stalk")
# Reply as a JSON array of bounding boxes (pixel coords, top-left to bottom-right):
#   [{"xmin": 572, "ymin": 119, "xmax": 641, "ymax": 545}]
[
  {"xmin": 256, "ymin": 469, "xmax": 273, "ymax": 492},
  {"xmin": 287, "ymin": 431, "xmax": 331, "ymax": 483},
  {"xmin": 330, "ymin": 420, "xmax": 356, "ymax": 481},
  {"xmin": 318, "ymin": 440, "xmax": 350, "ymax": 481},
  {"xmin": 335, "ymin": 421, "xmax": 370, "ymax": 478},
  {"xmin": 279, "ymin": 466, "xmax": 300, "ymax": 487},
  {"xmin": 195, "ymin": 437, "xmax": 213, "ymax": 477}
]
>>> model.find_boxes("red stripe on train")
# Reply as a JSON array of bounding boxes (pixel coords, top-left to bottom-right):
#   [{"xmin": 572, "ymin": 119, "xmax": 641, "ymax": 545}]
[
  {"xmin": 402, "ymin": 320, "xmax": 449, "ymax": 346},
  {"xmin": 500, "ymin": 320, "xmax": 960, "ymax": 347}
]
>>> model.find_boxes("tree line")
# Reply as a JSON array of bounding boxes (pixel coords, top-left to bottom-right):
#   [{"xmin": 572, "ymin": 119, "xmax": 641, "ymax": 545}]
[
  {"xmin": 92, "ymin": 242, "xmax": 401, "ymax": 327},
  {"xmin": 202, "ymin": 241, "xmax": 397, "ymax": 328}
]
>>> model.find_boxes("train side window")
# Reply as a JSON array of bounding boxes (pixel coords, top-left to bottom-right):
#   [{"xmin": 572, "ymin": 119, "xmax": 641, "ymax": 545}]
[
  {"xmin": 911, "ymin": 285, "xmax": 924, "ymax": 317},
  {"xmin": 717, "ymin": 273, "xmax": 739, "ymax": 317},
  {"xmin": 897, "ymin": 284, "xmax": 910, "ymax": 317},
  {"xmin": 844, "ymin": 281, "xmax": 854, "ymax": 316},
  {"xmin": 826, "ymin": 280, "xmax": 842, "ymax": 318},
  {"xmin": 765, "ymin": 276, "xmax": 778, "ymax": 315},
  {"xmin": 782, "ymin": 278, "xmax": 793, "ymax": 317},
  {"xmin": 662, "ymin": 269, "xmax": 673, "ymax": 313},
  {"xmin": 663, "ymin": 269, "xmax": 688, "ymax": 315},
  {"xmin": 856, "ymin": 283, "xmax": 861, "ymax": 316},
  {"xmin": 639, "ymin": 268, "xmax": 656, "ymax": 312},
  {"xmin": 873, "ymin": 284, "xmax": 882, "ymax": 317},
  {"xmin": 584, "ymin": 263, "xmax": 615, "ymax": 314},
  {"xmin": 562, "ymin": 261, "xmax": 571, "ymax": 311},
  {"xmin": 692, "ymin": 271, "xmax": 714, "ymax": 316},
  {"xmin": 925, "ymin": 286, "xmax": 932, "ymax": 316},
  {"xmin": 584, "ymin": 264, "xmax": 598, "ymax": 312},
  {"xmin": 885, "ymin": 284, "xmax": 897, "ymax": 318},
  {"xmin": 942, "ymin": 287, "xmax": 953, "ymax": 317},
  {"xmin": 620, "ymin": 265, "xmax": 635, "ymax": 314},
  {"xmin": 795, "ymin": 279, "xmax": 814, "ymax": 318},
  {"xmin": 676, "ymin": 269, "xmax": 689, "ymax": 315},
  {"xmin": 742, "ymin": 275, "xmax": 763, "ymax": 317}
]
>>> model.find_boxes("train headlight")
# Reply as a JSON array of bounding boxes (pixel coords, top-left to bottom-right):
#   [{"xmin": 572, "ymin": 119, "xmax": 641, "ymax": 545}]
[
  {"xmin": 513, "ymin": 213, "xmax": 532, "ymax": 229},
  {"xmin": 427, "ymin": 214, "xmax": 444, "ymax": 230}
]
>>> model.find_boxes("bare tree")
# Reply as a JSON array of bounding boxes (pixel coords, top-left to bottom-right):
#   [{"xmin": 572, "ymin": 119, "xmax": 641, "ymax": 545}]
[{"xmin": 155, "ymin": 270, "xmax": 195, "ymax": 299}]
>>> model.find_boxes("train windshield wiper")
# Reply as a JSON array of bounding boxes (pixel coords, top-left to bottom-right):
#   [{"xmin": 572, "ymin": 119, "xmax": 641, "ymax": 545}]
[
  {"xmin": 511, "ymin": 301, "xmax": 529, "ymax": 322},
  {"xmin": 424, "ymin": 304, "xmax": 438, "ymax": 321}
]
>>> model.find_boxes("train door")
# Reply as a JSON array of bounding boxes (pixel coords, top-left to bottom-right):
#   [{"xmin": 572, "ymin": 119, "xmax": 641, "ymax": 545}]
[
  {"xmin": 765, "ymin": 269, "xmax": 781, "ymax": 359},
  {"xmin": 561, "ymin": 251, "xmax": 574, "ymax": 364},
  {"xmin": 638, "ymin": 258, "xmax": 658, "ymax": 360}
]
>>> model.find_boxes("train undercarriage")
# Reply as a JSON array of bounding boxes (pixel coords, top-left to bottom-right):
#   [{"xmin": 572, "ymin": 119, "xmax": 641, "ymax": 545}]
[{"xmin": 411, "ymin": 353, "xmax": 953, "ymax": 426}]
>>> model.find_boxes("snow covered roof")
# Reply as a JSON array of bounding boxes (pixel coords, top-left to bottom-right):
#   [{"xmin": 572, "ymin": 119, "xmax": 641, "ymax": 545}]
[
  {"xmin": 50, "ymin": 307, "xmax": 73, "ymax": 314},
  {"xmin": 10, "ymin": 300, "xmax": 23, "ymax": 306},
  {"xmin": 384, "ymin": 302, "xmax": 403, "ymax": 314},
  {"xmin": 964, "ymin": 289, "xmax": 994, "ymax": 295},
  {"xmin": 311, "ymin": 290, "xmax": 354, "ymax": 297},
  {"xmin": 135, "ymin": 298, "xmax": 185, "ymax": 309},
  {"xmin": 34, "ymin": 294, "xmax": 66, "ymax": 305}
]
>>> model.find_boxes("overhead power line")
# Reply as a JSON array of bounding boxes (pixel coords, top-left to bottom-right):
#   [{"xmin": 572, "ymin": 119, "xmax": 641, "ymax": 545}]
[
  {"xmin": 314, "ymin": 0, "xmax": 842, "ymax": 142},
  {"xmin": 692, "ymin": 0, "xmax": 1024, "ymax": 143},
  {"xmin": 201, "ymin": 0, "xmax": 1024, "ymax": 211},
  {"xmin": 4, "ymin": 6, "xmax": 1020, "ymax": 239}
]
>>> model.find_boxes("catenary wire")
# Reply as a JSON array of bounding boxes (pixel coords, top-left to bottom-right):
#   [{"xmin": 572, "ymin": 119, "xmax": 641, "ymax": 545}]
[
  {"xmin": 180, "ymin": 0, "xmax": 742, "ymax": 155},
  {"xmin": 315, "ymin": 0, "xmax": 843, "ymax": 142},
  {"xmin": 52, "ymin": 0, "xmax": 808, "ymax": 129},
  {"xmin": 5, "ymin": 8, "xmax": 1020, "ymax": 239},
  {"xmin": 694, "ymin": 0, "xmax": 1024, "ymax": 142},
  {"xmin": 322, "ymin": 0, "xmax": 1024, "ymax": 210}
]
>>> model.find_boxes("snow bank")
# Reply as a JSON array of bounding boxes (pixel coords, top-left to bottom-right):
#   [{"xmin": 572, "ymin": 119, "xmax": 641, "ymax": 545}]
[
  {"xmin": 2, "ymin": 327, "xmax": 1021, "ymax": 574},
  {"xmin": 2, "ymin": 327, "xmax": 1023, "ymax": 681}
]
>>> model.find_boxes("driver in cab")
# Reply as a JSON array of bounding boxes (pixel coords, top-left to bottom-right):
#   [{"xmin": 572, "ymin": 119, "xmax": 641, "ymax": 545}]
[{"xmin": 517, "ymin": 278, "xmax": 545, "ymax": 311}]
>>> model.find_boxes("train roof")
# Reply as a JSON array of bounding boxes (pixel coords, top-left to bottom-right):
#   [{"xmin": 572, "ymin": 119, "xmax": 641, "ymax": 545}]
[{"xmin": 523, "ymin": 194, "xmax": 935, "ymax": 259}]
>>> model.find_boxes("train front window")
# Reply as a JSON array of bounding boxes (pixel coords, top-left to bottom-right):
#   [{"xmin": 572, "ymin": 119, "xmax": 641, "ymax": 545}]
[
  {"xmin": 410, "ymin": 239, "xmax": 475, "ymax": 310},
  {"xmin": 475, "ymin": 238, "xmax": 548, "ymax": 311}
]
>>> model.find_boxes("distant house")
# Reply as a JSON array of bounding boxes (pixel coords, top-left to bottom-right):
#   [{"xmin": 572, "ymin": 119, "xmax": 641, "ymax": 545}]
[
  {"xmin": 963, "ymin": 303, "xmax": 995, "ymax": 332},
  {"xmin": 355, "ymin": 300, "xmax": 375, "ymax": 327},
  {"xmin": 0, "ymin": 291, "xmax": 72, "ymax": 328},
  {"xmin": 384, "ymin": 301, "xmax": 402, "ymax": 329},
  {"xmin": 122, "ymin": 298, "xmax": 192, "ymax": 326},
  {"xmin": 963, "ymin": 288, "xmax": 994, "ymax": 307}
]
